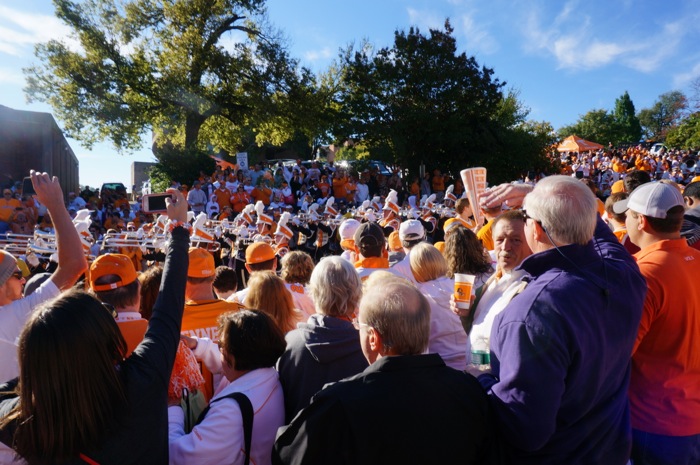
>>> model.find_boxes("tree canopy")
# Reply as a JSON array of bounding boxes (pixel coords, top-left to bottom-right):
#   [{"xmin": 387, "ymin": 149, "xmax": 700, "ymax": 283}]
[
  {"xmin": 613, "ymin": 91, "xmax": 642, "ymax": 144},
  {"xmin": 25, "ymin": 0, "xmax": 321, "ymax": 182},
  {"xmin": 336, "ymin": 21, "xmax": 551, "ymax": 183},
  {"xmin": 27, "ymin": 4, "xmax": 558, "ymax": 184},
  {"xmin": 557, "ymin": 91, "xmax": 642, "ymax": 146},
  {"xmin": 665, "ymin": 112, "xmax": 700, "ymax": 150},
  {"xmin": 637, "ymin": 91, "xmax": 688, "ymax": 141}
]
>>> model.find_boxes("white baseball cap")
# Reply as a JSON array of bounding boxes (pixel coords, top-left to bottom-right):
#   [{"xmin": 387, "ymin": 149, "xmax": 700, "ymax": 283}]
[
  {"xmin": 338, "ymin": 219, "xmax": 361, "ymax": 240},
  {"xmin": 399, "ymin": 219, "xmax": 425, "ymax": 241},
  {"xmin": 613, "ymin": 182, "xmax": 684, "ymax": 219}
]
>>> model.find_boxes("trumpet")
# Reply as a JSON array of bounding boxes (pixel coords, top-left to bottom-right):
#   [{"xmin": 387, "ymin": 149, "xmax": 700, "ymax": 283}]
[
  {"xmin": 0, "ymin": 233, "xmax": 32, "ymax": 254},
  {"xmin": 190, "ymin": 238, "xmax": 221, "ymax": 253},
  {"xmin": 323, "ymin": 217, "xmax": 343, "ymax": 227}
]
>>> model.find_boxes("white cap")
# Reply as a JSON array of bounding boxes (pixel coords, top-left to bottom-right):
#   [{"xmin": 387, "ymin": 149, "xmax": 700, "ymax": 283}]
[
  {"xmin": 399, "ymin": 219, "xmax": 425, "ymax": 241},
  {"xmin": 613, "ymin": 182, "xmax": 684, "ymax": 219},
  {"xmin": 339, "ymin": 219, "xmax": 361, "ymax": 240}
]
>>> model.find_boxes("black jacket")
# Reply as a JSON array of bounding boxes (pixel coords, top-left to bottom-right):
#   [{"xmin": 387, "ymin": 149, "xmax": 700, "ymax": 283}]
[{"xmin": 274, "ymin": 353, "xmax": 500, "ymax": 465}]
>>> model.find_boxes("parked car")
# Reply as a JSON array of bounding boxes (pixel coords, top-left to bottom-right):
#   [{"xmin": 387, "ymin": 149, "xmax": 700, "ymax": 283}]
[
  {"xmin": 100, "ymin": 182, "xmax": 127, "ymax": 194},
  {"xmin": 337, "ymin": 159, "xmax": 394, "ymax": 177},
  {"xmin": 649, "ymin": 143, "xmax": 667, "ymax": 155}
]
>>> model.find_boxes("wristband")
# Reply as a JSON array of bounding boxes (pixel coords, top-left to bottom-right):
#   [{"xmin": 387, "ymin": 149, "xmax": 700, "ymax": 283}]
[{"xmin": 167, "ymin": 220, "xmax": 192, "ymax": 234}]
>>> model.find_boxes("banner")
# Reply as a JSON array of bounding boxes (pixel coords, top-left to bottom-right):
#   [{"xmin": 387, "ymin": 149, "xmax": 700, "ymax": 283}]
[
  {"xmin": 236, "ymin": 152, "xmax": 249, "ymax": 171},
  {"xmin": 460, "ymin": 167, "xmax": 487, "ymax": 230}
]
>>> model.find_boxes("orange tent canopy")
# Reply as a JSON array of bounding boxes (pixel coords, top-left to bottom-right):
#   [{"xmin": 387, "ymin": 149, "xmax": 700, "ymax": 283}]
[{"xmin": 557, "ymin": 135, "xmax": 604, "ymax": 152}]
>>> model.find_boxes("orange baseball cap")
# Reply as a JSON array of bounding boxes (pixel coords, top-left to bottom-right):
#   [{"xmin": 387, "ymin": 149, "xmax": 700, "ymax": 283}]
[
  {"xmin": 89, "ymin": 254, "xmax": 138, "ymax": 291},
  {"xmin": 443, "ymin": 217, "xmax": 461, "ymax": 233},
  {"xmin": 434, "ymin": 241, "xmax": 446, "ymax": 254},
  {"xmin": 611, "ymin": 180, "xmax": 625, "ymax": 194},
  {"xmin": 188, "ymin": 247, "xmax": 215, "ymax": 278},
  {"xmin": 387, "ymin": 230, "xmax": 402, "ymax": 251},
  {"xmin": 246, "ymin": 242, "xmax": 275, "ymax": 264}
]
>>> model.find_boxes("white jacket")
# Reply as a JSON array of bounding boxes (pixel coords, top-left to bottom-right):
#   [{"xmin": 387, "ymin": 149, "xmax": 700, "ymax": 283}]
[
  {"xmin": 415, "ymin": 277, "xmax": 468, "ymax": 371},
  {"xmin": 168, "ymin": 366, "xmax": 284, "ymax": 465},
  {"xmin": 0, "ymin": 279, "xmax": 60, "ymax": 384}
]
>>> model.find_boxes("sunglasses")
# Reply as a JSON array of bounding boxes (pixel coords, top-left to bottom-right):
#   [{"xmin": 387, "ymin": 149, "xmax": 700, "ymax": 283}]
[
  {"xmin": 11, "ymin": 270, "xmax": 24, "ymax": 280},
  {"xmin": 101, "ymin": 302, "xmax": 118, "ymax": 319}
]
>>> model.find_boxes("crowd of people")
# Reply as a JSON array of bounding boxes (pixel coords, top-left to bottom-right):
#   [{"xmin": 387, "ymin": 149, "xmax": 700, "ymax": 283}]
[{"xmin": 0, "ymin": 141, "xmax": 699, "ymax": 465}]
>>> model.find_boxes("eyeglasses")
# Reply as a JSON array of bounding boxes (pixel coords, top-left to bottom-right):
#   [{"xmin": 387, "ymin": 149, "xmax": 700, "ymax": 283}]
[
  {"xmin": 351, "ymin": 318, "xmax": 370, "ymax": 331},
  {"xmin": 101, "ymin": 302, "xmax": 118, "ymax": 319},
  {"xmin": 10, "ymin": 270, "xmax": 24, "ymax": 281},
  {"xmin": 521, "ymin": 209, "xmax": 541, "ymax": 225}
]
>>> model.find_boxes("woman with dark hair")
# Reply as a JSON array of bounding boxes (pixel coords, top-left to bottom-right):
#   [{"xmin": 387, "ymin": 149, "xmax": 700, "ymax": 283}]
[
  {"xmin": 169, "ymin": 310, "xmax": 286, "ymax": 465},
  {"xmin": 444, "ymin": 224, "xmax": 493, "ymax": 289},
  {"xmin": 0, "ymin": 188, "xmax": 189, "ymax": 465}
]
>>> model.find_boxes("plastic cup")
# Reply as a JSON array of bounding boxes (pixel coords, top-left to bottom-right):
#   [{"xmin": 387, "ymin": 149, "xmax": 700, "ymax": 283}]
[{"xmin": 454, "ymin": 273, "xmax": 476, "ymax": 309}]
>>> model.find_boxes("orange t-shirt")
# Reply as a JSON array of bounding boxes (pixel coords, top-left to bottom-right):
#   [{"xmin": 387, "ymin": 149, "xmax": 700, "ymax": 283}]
[
  {"xmin": 251, "ymin": 187, "xmax": 272, "ymax": 206},
  {"xmin": 117, "ymin": 319, "xmax": 149, "ymax": 357},
  {"xmin": 182, "ymin": 299, "xmax": 244, "ymax": 399},
  {"xmin": 332, "ymin": 177, "xmax": 348, "ymax": 198},
  {"xmin": 230, "ymin": 191, "xmax": 251, "ymax": 213},
  {"xmin": 629, "ymin": 239, "xmax": 700, "ymax": 436},
  {"xmin": 0, "ymin": 198, "xmax": 21, "ymax": 222},
  {"xmin": 213, "ymin": 187, "xmax": 232, "ymax": 210}
]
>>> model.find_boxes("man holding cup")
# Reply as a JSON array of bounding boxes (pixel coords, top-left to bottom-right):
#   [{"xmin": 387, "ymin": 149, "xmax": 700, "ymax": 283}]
[
  {"xmin": 454, "ymin": 209, "xmax": 532, "ymax": 368},
  {"xmin": 475, "ymin": 176, "xmax": 646, "ymax": 464}
]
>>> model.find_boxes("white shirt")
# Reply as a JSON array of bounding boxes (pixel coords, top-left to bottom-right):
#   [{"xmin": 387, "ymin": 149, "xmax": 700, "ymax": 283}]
[
  {"xmin": 284, "ymin": 282, "xmax": 316, "ymax": 319},
  {"xmin": 228, "ymin": 288, "xmax": 249, "ymax": 306},
  {"xmin": 416, "ymin": 277, "xmax": 468, "ymax": 371},
  {"xmin": 0, "ymin": 279, "xmax": 60, "ymax": 383},
  {"xmin": 390, "ymin": 252, "xmax": 416, "ymax": 284},
  {"xmin": 466, "ymin": 269, "xmax": 527, "ymax": 358},
  {"xmin": 354, "ymin": 183, "xmax": 369, "ymax": 203},
  {"xmin": 168, "ymin": 366, "xmax": 284, "ymax": 465}
]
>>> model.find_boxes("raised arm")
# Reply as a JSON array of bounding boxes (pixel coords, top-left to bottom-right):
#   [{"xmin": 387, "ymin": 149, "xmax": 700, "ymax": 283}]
[
  {"xmin": 30, "ymin": 171, "xmax": 87, "ymax": 290},
  {"xmin": 478, "ymin": 182, "xmax": 533, "ymax": 210}
]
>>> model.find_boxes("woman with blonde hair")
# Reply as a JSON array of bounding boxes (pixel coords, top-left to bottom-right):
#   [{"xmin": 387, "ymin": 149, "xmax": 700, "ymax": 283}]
[
  {"xmin": 410, "ymin": 242, "xmax": 467, "ymax": 370},
  {"xmin": 245, "ymin": 271, "xmax": 301, "ymax": 334},
  {"xmin": 280, "ymin": 251, "xmax": 316, "ymax": 318}
]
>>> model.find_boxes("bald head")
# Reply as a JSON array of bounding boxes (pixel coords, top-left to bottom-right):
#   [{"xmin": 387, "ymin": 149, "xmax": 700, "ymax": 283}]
[{"xmin": 360, "ymin": 278, "xmax": 430, "ymax": 356}]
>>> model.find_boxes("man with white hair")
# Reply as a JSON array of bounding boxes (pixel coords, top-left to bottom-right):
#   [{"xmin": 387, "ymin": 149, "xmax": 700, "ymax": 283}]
[{"xmin": 477, "ymin": 175, "xmax": 646, "ymax": 464}]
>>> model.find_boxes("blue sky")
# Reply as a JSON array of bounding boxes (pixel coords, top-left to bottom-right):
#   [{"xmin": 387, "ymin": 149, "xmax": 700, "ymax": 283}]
[{"xmin": 1, "ymin": 0, "xmax": 699, "ymax": 190}]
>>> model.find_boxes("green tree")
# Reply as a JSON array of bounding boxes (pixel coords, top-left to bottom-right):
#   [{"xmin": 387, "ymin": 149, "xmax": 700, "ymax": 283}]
[
  {"xmin": 336, "ymin": 21, "xmax": 548, "ymax": 183},
  {"xmin": 612, "ymin": 91, "xmax": 642, "ymax": 144},
  {"xmin": 558, "ymin": 109, "xmax": 617, "ymax": 145},
  {"xmin": 24, "ymin": 0, "xmax": 316, "ymax": 182},
  {"xmin": 690, "ymin": 76, "xmax": 700, "ymax": 112},
  {"xmin": 665, "ymin": 112, "xmax": 700, "ymax": 150},
  {"xmin": 638, "ymin": 91, "xmax": 688, "ymax": 141}
]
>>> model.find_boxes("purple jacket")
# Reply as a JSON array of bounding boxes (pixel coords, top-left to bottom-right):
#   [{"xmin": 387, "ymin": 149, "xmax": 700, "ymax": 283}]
[{"xmin": 484, "ymin": 218, "xmax": 646, "ymax": 464}]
